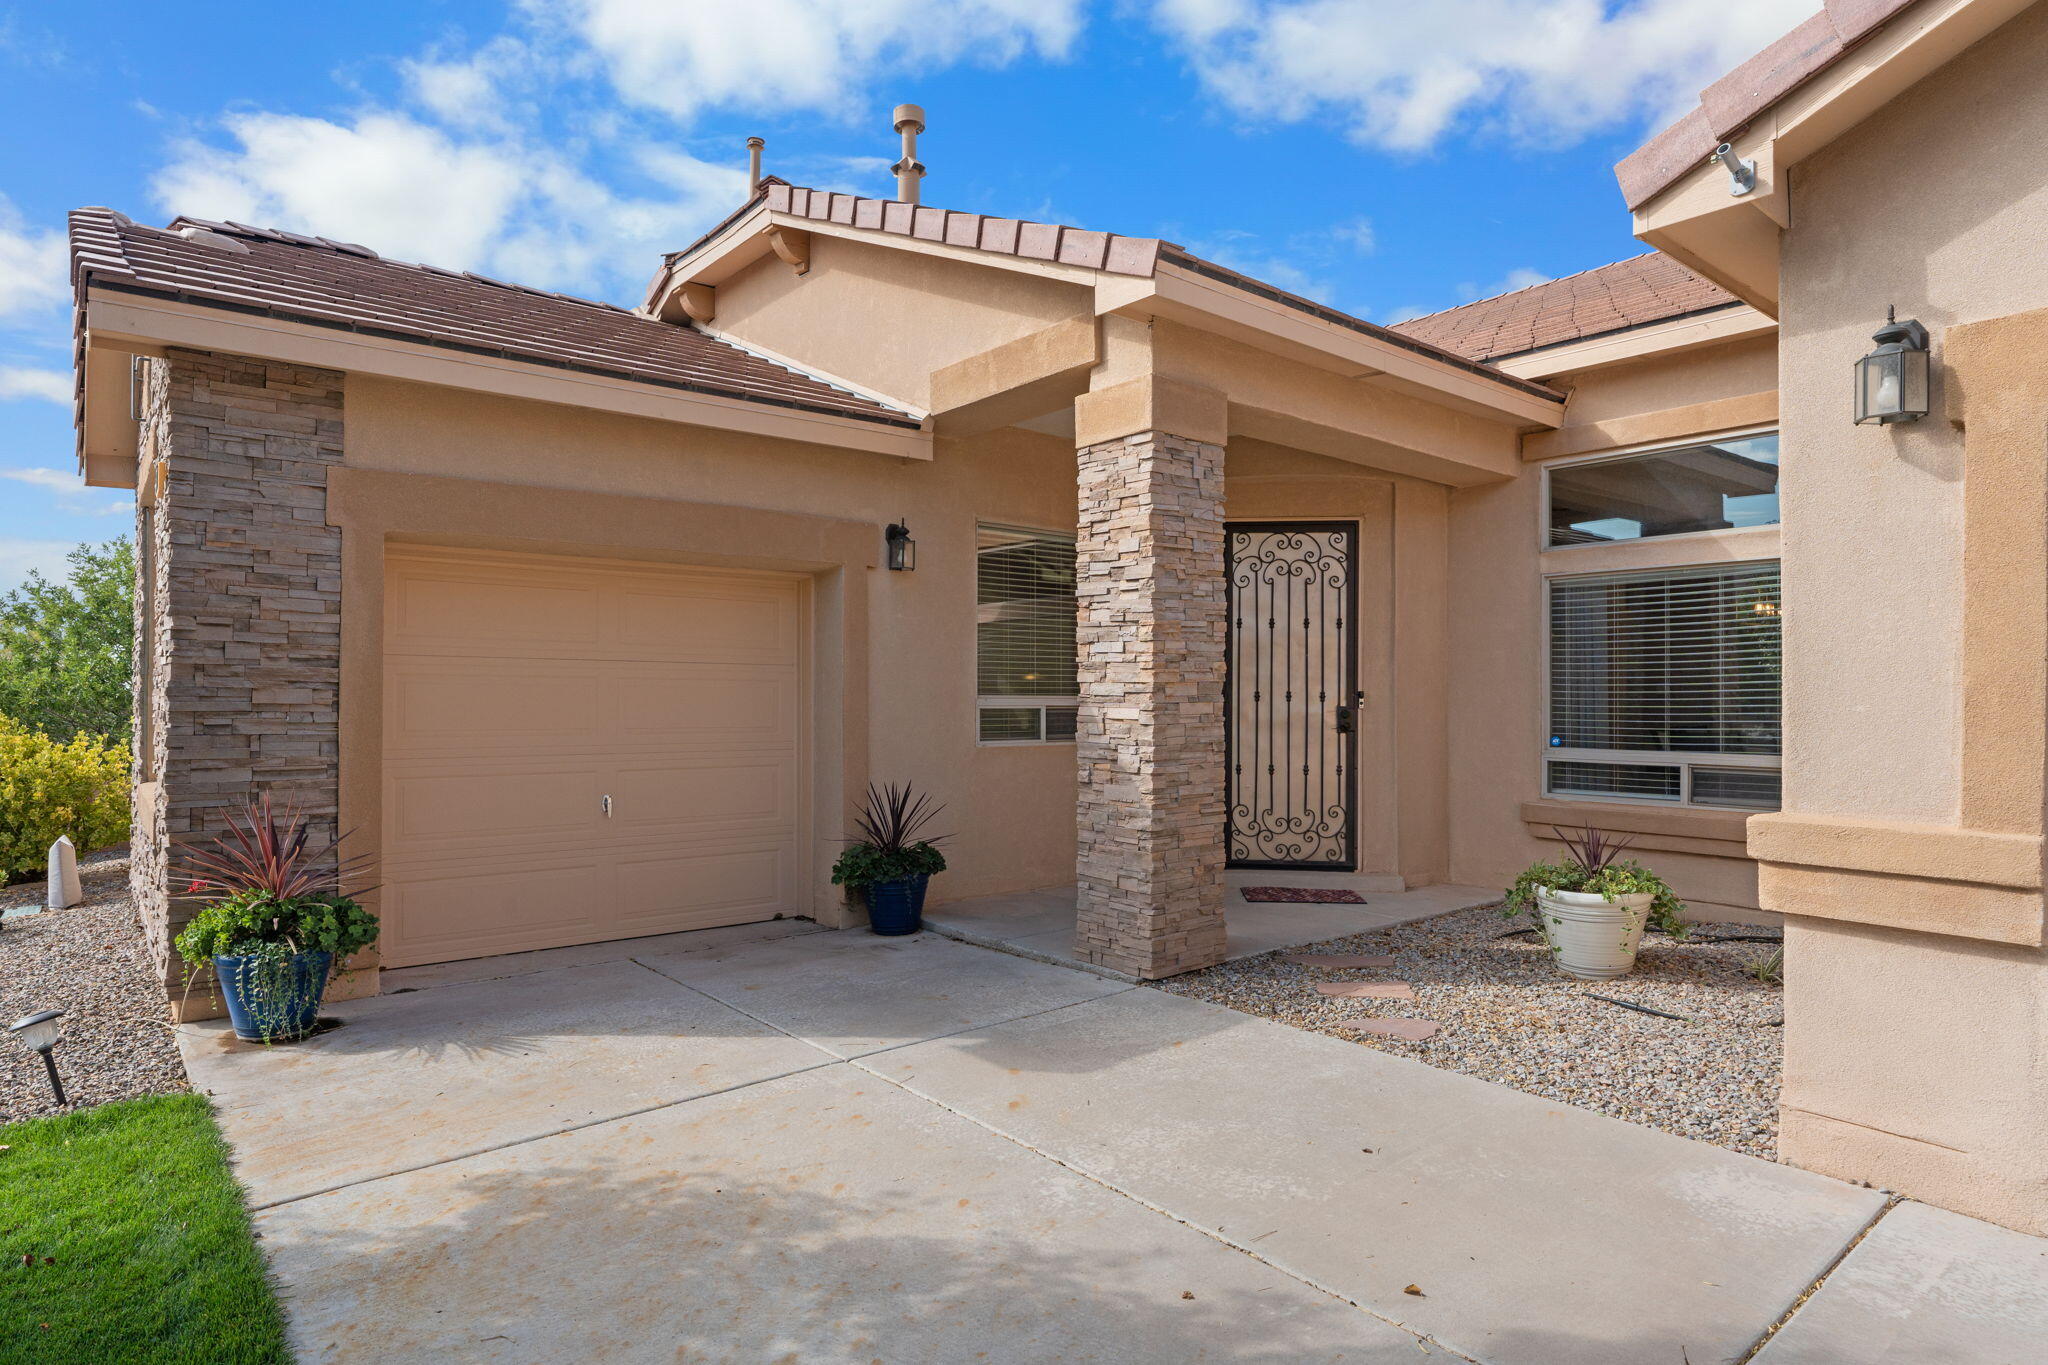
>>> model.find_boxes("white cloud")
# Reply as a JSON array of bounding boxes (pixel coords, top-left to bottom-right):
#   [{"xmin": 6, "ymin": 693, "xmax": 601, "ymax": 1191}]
[
  {"xmin": 0, "ymin": 196, "xmax": 68, "ymax": 323},
  {"xmin": 0, "ymin": 537, "xmax": 81, "ymax": 592},
  {"xmin": 151, "ymin": 111, "xmax": 745, "ymax": 297},
  {"xmin": 1151, "ymin": 0, "xmax": 1810, "ymax": 150},
  {"xmin": 0, "ymin": 467, "xmax": 124, "ymax": 516},
  {"xmin": 541, "ymin": 0, "xmax": 1085, "ymax": 119},
  {"xmin": 1486, "ymin": 267, "xmax": 1553, "ymax": 296},
  {"xmin": 0, "ymin": 367, "xmax": 71, "ymax": 404},
  {"xmin": 1334, "ymin": 217, "xmax": 1375, "ymax": 253}
]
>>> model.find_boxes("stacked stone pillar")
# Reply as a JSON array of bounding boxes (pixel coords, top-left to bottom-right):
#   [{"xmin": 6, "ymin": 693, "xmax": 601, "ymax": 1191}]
[
  {"xmin": 1072, "ymin": 376, "xmax": 1230, "ymax": 978},
  {"xmin": 131, "ymin": 349, "xmax": 345, "ymax": 1014}
]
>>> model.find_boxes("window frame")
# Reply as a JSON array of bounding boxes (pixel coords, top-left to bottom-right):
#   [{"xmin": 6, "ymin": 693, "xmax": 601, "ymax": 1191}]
[
  {"xmin": 974, "ymin": 521, "xmax": 1080, "ymax": 748},
  {"xmin": 1538, "ymin": 425, "xmax": 1781, "ymax": 554},
  {"xmin": 1539, "ymin": 558, "xmax": 1783, "ymax": 813}
]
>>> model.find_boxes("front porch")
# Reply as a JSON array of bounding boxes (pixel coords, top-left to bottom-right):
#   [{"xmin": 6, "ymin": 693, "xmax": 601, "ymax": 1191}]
[{"xmin": 930, "ymin": 876, "xmax": 1500, "ymax": 978}]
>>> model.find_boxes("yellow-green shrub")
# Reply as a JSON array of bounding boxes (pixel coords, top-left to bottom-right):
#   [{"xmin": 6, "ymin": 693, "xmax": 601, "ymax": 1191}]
[{"xmin": 0, "ymin": 714, "xmax": 129, "ymax": 884}]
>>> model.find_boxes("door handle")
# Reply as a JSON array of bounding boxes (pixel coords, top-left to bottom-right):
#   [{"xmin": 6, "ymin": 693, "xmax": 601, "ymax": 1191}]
[
  {"xmin": 1335, "ymin": 706, "xmax": 1355, "ymax": 734},
  {"xmin": 601, "ymin": 794, "xmax": 613, "ymax": 818}
]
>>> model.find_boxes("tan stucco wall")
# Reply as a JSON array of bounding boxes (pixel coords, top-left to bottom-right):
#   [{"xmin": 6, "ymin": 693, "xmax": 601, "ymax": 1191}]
[
  {"xmin": 345, "ymin": 375, "xmax": 1082, "ymax": 914},
  {"xmin": 1444, "ymin": 335, "xmax": 1782, "ymax": 920},
  {"xmin": 705, "ymin": 233, "xmax": 1091, "ymax": 411},
  {"xmin": 1769, "ymin": 1, "xmax": 2048, "ymax": 1233}
]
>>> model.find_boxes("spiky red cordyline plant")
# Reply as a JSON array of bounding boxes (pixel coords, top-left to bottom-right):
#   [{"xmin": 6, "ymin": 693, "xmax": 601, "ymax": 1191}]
[
  {"xmin": 851, "ymin": 781, "xmax": 949, "ymax": 855},
  {"xmin": 1549, "ymin": 823, "xmax": 1636, "ymax": 875},
  {"xmin": 175, "ymin": 791, "xmax": 376, "ymax": 903}
]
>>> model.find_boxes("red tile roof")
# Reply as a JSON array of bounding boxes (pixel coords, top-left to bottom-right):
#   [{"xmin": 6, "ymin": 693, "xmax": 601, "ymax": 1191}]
[
  {"xmin": 693, "ymin": 184, "xmax": 1562, "ymax": 403},
  {"xmin": 1617, "ymin": 0, "xmax": 1919, "ymax": 209},
  {"xmin": 757, "ymin": 182, "xmax": 1163, "ymax": 276},
  {"xmin": 1386, "ymin": 253, "xmax": 1741, "ymax": 363},
  {"xmin": 67, "ymin": 207, "xmax": 918, "ymax": 429}
]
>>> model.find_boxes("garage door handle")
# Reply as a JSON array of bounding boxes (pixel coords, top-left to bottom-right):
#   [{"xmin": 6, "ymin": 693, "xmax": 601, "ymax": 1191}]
[{"xmin": 601, "ymin": 794, "xmax": 612, "ymax": 818}]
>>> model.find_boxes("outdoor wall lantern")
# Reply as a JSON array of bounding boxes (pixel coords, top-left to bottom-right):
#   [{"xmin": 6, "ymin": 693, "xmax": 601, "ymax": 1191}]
[
  {"xmin": 885, "ymin": 521, "xmax": 915, "ymax": 571},
  {"xmin": 9, "ymin": 1009, "xmax": 68, "ymax": 1107},
  {"xmin": 1854, "ymin": 307, "xmax": 1931, "ymax": 425}
]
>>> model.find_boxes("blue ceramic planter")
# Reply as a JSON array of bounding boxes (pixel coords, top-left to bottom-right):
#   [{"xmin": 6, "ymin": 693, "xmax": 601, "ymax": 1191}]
[
  {"xmin": 864, "ymin": 875, "xmax": 930, "ymax": 935},
  {"xmin": 214, "ymin": 950, "xmax": 333, "ymax": 1042}
]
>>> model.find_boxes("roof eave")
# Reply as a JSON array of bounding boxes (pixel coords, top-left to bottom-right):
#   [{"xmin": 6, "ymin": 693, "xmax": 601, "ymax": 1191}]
[
  {"xmin": 1621, "ymin": 0, "xmax": 2034, "ymax": 311},
  {"xmin": 78, "ymin": 279, "xmax": 932, "ymax": 471}
]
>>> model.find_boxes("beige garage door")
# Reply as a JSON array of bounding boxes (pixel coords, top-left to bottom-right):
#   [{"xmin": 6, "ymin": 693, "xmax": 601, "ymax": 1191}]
[{"xmin": 379, "ymin": 546, "xmax": 807, "ymax": 967}]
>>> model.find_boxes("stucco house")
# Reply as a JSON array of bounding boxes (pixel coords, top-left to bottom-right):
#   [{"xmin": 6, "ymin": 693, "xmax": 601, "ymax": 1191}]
[{"xmin": 66, "ymin": 0, "xmax": 2048, "ymax": 1235}]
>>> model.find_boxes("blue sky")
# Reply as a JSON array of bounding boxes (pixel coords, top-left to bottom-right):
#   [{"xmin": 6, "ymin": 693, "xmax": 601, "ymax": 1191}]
[{"xmin": 0, "ymin": 0, "xmax": 1810, "ymax": 593}]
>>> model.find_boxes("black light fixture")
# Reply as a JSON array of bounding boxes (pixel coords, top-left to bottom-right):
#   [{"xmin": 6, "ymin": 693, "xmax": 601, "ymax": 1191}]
[
  {"xmin": 1854, "ymin": 307, "xmax": 1931, "ymax": 425},
  {"xmin": 9, "ymin": 1009, "xmax": 67, "ymax": 1107},
  {"xmin": 885, "ymin": 520, "xmax": 915, "ymax": 571}
]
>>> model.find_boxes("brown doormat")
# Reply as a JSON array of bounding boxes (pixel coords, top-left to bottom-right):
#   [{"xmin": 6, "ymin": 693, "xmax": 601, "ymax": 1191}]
[{"xmin": 1239, "ymin": 886, "xmax": 1367, "ymax": 904}]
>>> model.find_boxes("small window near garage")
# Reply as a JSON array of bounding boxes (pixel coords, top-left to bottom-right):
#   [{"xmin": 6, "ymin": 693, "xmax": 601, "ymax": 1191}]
[
  {"xmin": 1548, "ymin": 432, "xmax": 1779, "ymax": 548},
  {"xmin": 1546, "ymin": 562, "xmax": 1781, "ymax": 809},
  {"xmin": 977, "ymin": 524, "xmax": 1078, "ymax": 744}
]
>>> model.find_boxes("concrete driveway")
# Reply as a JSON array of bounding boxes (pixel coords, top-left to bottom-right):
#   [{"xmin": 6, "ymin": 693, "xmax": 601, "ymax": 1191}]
[{"xmin": 178, "ymin": 921, "xmax": 2048, "ymax": 1364}]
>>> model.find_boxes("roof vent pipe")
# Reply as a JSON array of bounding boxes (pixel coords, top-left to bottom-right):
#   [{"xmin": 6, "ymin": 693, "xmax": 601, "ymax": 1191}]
[
  {"xmin": 747, "ymin": 136, "xmax": 765, "ymax": 193},
  {"xmin": 892, "ymin": 104, "xmax": 926, "ymax": 204}
]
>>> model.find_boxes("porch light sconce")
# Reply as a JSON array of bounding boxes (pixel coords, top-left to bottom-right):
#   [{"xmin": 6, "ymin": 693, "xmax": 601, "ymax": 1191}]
[
  {"xmin": 9, "ymin": 1009, "xmax": 67, "ymax": 1107},
  {"xmin": 885, "ymin": 521, "xmax": 915, "ymax": 572},
  {"xmin": 1854, "ymin": 307, "xmax": 1931, "ymax": 425}
]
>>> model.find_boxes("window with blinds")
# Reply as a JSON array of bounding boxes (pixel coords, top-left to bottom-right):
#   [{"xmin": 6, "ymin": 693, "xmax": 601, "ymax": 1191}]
[
  {"xmin": 1546, "ymin": 562, "xmax": 1781, "ymax": 809},
  {"xmin": 976, "ymin": 524, "xmax": 1079, "ymax": 743}
]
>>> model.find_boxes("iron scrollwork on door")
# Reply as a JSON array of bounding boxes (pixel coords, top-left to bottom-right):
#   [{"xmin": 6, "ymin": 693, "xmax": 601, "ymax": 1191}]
[{"xmin": 1225, "ymin": 523, "xmax": 1359, "ymax": 869}]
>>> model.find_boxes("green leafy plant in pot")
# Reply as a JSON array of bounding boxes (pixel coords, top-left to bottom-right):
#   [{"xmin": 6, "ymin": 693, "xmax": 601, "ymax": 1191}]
[
  {"xmin": 1502, "ymin": 825, "xmax": 1685, "ymax": 980},
  {"xmin": 831, "ymin": 782, "xmax": 948, "ymax": 935},
  {"xmin": 173, "ymin": 793, "xmax": 379, "ymax": 1043}
]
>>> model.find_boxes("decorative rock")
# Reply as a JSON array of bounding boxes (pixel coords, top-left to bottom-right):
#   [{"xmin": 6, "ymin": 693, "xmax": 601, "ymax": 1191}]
[
  {"xmin": 1154, "ymin": 904, "xmax": 1787, "ymax": 1160},
  {"xmin": 1287, "ymin": 953, "xmax": 1396, "ymax": 968},
  {"xmin": 1314, "ymin": 981, "xmax": 1414, "ymax": 999},
  {"xmin": 46, "ymin": 836, "xmax": 81, "ymax": 911},
  {"xmin": 1336, "ymin": 1018, "xmax": 1440, "ymax": 1041}
]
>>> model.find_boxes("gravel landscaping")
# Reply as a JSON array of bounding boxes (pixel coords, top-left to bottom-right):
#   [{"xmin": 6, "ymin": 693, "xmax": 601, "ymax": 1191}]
[
  {"xmin": 0, "ymin": 848, "xmax": 191, "ymax": 1123},
  {"xmin": 1155, "ymin": 902, "xmax": 1785, "ymax": 1159}
]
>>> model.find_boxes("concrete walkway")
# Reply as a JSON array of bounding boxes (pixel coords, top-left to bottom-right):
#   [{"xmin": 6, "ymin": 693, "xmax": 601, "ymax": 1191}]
[{"xmin": 178, "ymin": 922, "xmax": 2048, "ymax": 1364}]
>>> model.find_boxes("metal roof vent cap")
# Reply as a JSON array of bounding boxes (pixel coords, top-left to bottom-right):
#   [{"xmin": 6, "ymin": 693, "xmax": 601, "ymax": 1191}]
[{"xmin": 892, "ymin": 104, "xmax": 925, "ymax": 205}]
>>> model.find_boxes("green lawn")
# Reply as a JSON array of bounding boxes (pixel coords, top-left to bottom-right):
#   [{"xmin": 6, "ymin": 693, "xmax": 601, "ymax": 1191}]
[{"xmin": 0, "ymin": 1095, "xmax": 291, "ymax": 1364}]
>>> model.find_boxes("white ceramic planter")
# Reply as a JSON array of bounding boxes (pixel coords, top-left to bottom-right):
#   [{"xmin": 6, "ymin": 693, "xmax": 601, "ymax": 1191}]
[{"xmin": 1536, "ymin": 886, "xmax": 1652, "ymax": 979}]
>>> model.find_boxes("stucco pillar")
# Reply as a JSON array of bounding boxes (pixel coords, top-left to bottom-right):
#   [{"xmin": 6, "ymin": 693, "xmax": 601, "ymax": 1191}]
[
  {"xmin": 1751, "ymin": 303, "xmax": 2048, "ymax": 1235},
  {"xmin": 1071, "ymin": 376, "xmax": 1229, "ymax": 979}
]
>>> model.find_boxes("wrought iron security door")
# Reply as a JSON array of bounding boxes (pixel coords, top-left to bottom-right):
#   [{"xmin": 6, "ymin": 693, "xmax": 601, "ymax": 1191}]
[{"xmin": 1226, "ymin": 523, "xmax": 1359, "ymax": 869}]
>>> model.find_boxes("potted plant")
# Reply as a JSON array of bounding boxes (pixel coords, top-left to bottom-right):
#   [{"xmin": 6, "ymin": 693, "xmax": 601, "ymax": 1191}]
[
  {"xmin": 173, "ymin": 793, "xmax": 379, "ymax": 1043},
  {"xmin": 830, "ymin": 782, "xmax": 948, "ymax": 935},
  {"xmin": 1503, "ymin": 825, "xmax": 1684, "ymax": 979}
]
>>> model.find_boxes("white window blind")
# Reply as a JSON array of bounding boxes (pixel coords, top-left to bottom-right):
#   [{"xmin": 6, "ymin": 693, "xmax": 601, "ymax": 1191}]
[
  {"xmin": 977, "ymin": 524, "xmax": 1078, "ymax": 743},
  {"xmin": 1546, "ymin": 562, "xmax": 1781, "ymax": 809}
]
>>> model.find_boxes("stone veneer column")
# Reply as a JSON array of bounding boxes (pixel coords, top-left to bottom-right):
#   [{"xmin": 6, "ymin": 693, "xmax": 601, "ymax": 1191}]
[
  {"xmin": 131, "ymin": 349, "xmax": 345, "ymax": 1012},
  {"xmin": 1072, "ymin": 382, "xmax": 1229, "ymax": 978}
]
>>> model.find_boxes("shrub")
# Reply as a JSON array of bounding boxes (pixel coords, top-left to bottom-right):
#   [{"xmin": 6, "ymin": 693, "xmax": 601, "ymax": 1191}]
[
  {"xmin": 0, "ymin": 713, "xmax": 129, "ymax": 883},
  {"xmin": 1502, "ymin": 824, "xmax": 1687, "ymax": 936},
  {"xmin": 171, "ymin": 792, "xmax": 380, "ymax": 967},
  {"xmin": 830, "ymin": 781, "xmax": 949, "ymax": 890}
]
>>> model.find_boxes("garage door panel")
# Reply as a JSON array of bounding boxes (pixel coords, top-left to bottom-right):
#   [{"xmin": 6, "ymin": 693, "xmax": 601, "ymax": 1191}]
[
  {"xmin": 390, "ymin": 571, "xmax": 603, "ymax": 656},
  {"xmin": 616, "ymin": 670, "xmax": 798, "ymax": 742},
  {"xmin": 387, "ymin": 769, "xmax": 603, "ymax": 848},
  {"xmin": 616, "ymin": 584, "xmax": 800, "ymax": 664},
  {"xmin": 382, "ymin": 548, "xmax": 808, "ymax": 967},
  {"xmin": 387, "ymin": 663, "xmax": 605, "ymax": 753},
  {"xmin": 613, "ymin": 846, "xmax": 794, "ymax": 932},
  {"xmin": 609, "ymin": 762, "xmax": 793, "ymax": 833},
  {"xmin": 381, "ymin": 860, "xmax": 609, "ymax": 962}
]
